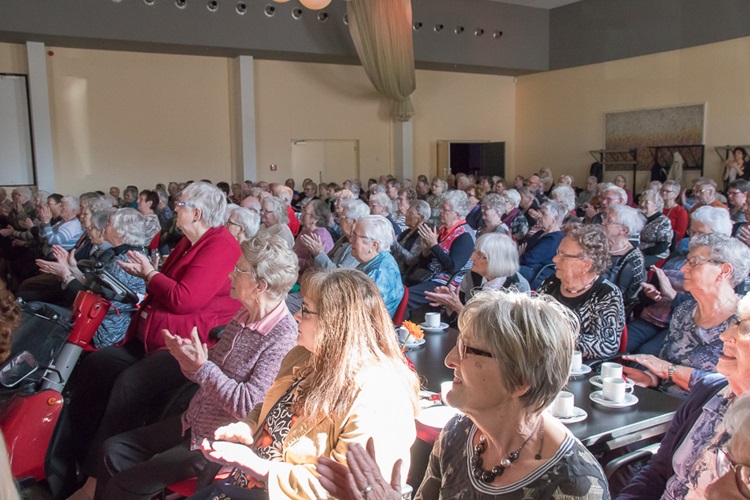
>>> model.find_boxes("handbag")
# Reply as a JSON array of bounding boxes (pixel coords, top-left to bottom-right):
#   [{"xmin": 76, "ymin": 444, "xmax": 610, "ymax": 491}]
[{"xmin": 405, "ymin": 267, "xmax": 433, "ymax": 287}]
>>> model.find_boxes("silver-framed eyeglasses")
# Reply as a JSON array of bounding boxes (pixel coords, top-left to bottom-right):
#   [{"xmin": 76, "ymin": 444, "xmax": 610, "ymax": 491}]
[
  {"xmin": 732, "ymin": 317, "xmax": 750, "ymax": 337},
  {"xmin": 685, "ymin": 256, "xmax": 724, "ymax": 268},
  {"xmin": 556, "ymin": 249, "xmax": 585, "ymax": 260},
  {"xmin": 716, "ymin": 445, "xmax": 750, "ymax": 478},
  {"xmin": 233, "ymin": 265, "xmax": 252, "ymax": 275},
  {"xmin": 175, "ymin": 201, "xmax": 195, "ymax": 208}
]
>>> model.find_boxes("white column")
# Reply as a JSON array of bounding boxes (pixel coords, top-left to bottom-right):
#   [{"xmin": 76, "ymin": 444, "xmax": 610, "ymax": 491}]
[
  {"xmin": 26, "ymin": 41, "xmax": 55, "ymax": 191},
  {"xmin": 393, "ymin": 119, "xmax": 413, "ymax": 180},
  {"xmin": 236, "ymin": 55, "xmax": 257, "ymax": 182}
]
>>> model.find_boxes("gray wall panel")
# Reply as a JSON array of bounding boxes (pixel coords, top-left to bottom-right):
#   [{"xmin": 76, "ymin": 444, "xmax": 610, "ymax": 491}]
[
  {"xmin": 0, "ymin": 0, "xmax": 549, "ymax": 75},
  {"xmin": 550, "ymin": 0, "xmax": 750, "ymax": 70}
]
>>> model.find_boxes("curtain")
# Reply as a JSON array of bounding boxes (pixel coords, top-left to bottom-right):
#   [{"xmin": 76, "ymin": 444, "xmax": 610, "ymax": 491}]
[{"xmin": 347, "ymin": 0, "xmax": 416, "ymax": 122}]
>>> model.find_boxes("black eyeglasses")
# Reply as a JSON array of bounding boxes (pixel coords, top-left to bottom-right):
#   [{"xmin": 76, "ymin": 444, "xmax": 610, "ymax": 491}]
[
  {"xmin": 300, "ymin": 305, "xmax": 319, "ymax": 319},
  {"xmin": 456, "ymin": 336, "xmax": 493, "ymax": 360}
]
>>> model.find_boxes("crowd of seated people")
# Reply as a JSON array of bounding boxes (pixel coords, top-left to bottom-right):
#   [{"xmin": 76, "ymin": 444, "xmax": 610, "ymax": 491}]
[{"xmin": 3, "ymin": 165, "xmax": 750, "ymax": 499}]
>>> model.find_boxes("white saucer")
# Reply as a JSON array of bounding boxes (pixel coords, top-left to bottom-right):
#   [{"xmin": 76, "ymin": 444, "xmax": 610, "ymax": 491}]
[
  {"xmin": 569, "ymin": 364, "xmax": 592, "ymax": 377},
  {"xmin": 417, "ymin": 406, "xmax": 463, "ymax": 429},
  {"xmin": 551, "ymin": 407, "xmax": 588, "ymax": 424},
  {"xmin": 405, "ymin": 338, "xmax": 426, "ymax": 348},
  {"xmin": 419, "ymin": 322, "xmax": 449, "ymax": 331},
  {"xmin": 590, "ymin": 375, "xmax": 635, "ymax": 389},
  {"xmin": 589, "ymin": 390, "xmax": 639, "ymax": 408}
]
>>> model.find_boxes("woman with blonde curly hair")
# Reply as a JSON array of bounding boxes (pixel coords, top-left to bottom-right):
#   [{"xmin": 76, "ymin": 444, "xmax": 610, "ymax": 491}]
[
  {"xmin": 192, "ymin": 268, "xmax": 419, "ymax": 499},
  {"xmin": 538, "ymin": 223, "xmax": 625, "ymax": 360}
]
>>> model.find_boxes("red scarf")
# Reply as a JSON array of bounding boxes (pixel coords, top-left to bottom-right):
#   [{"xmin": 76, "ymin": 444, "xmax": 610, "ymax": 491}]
[{"xmin": 437, "ymin": 219, "xmax": 469, "ymax": 252}]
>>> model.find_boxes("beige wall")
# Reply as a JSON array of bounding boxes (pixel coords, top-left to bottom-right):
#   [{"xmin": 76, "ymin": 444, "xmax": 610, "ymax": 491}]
[
  {"xmin": 0, "ymin": 43, "xmax": 27, "ymax": 74},
  {"xmin": 515, "ymin": 36, "xmax": 750, "ymax": 190},
  {"xmin": 0, "ymin": 43, "xmax": 515, "ymax": 194},
  {"xmin": 45, "ymin": 47, "xmax": 233, "ymax": 195},
  {"xmin": 413, "ymin": 70, "xmax": 516, "ymax": 180},
  {"xmin": 249, "ymin": 60, "xmax": 516, "ymax": 185}
]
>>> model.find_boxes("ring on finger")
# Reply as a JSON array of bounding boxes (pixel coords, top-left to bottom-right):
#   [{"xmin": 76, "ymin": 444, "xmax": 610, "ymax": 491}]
[{"xmin": 361, "ymin": 485, "xmax": 373, "ymax": 498}]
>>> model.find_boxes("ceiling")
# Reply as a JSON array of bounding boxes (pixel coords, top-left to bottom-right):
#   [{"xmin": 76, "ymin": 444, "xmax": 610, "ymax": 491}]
[{"xmin": 489, "ymin": 0, "xmax": 581, "ymax": 8}]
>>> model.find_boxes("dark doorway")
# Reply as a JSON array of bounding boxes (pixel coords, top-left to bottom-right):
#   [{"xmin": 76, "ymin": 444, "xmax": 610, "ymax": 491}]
[{"xmin": 449, "ymin": 142, "xmax": 505, "ymax": 178}]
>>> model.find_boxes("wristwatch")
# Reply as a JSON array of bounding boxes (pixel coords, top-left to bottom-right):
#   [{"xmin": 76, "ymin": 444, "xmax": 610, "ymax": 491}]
[{"xmin": 667, "ymin": 364, "xmax": 677, "ymax": 382}]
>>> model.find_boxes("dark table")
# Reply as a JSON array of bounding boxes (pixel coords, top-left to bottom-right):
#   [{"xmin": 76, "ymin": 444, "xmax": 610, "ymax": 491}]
[{"xmin": 405, "ymin": 328, "xmax": 684, "ymax": 453}]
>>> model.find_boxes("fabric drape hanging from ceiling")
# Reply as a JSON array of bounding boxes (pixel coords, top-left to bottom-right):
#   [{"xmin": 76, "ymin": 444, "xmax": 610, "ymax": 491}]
[{"xmin": 347, "ymin": 0, "xmax": 416, "ymax": 122}]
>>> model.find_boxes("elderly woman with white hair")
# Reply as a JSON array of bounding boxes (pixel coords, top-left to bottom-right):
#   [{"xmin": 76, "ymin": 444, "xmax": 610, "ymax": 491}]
[
  {"xmin": 623, "ymin": 234, "xmax": 750, "ymax": 397},
  {"xmin": 69, "ymin": 181, "xmax": 243, "ymax": 483},
  {"xmin": 225, "ymin": 206, "xmax": 260, "ymax": 245},
  {"xmin": 707, "ymin": 396, "xmax": 750, "ymax": 499},
  {"xmin": 369, "ymin": 191, "xmax": 402, "ymax": 237},
  {"xmin": 407, "ymin": 190, "xmax": 475, "ymax": 315},
  {"xmin": 539, "ymin": 223, "xmax": 625, "ymax": 360},
  {"xmin": 639, "ymin": 188, "xmax": 673, "ymax": 267},
  {"xmin": 519, "ymin": 200, "xmax": 567, "ymax": 289},
  {"xmin": 350, "ymin": 215, "xmax": 404, "ymax": 316},
  {"xmin": 392, "ymin": 199, "xmax": 431, "ymax": 274},
  {"xmin": 426, "ymin": 177, "xmax": 448, "ymax": 224},
  {"xmin": 620, "ymin": 292, "xmax": 750, "ymax": 499},
  {"xmin": 477, "ymin": 193, "xmax": 510, "ymax": 237},
  {"xmin": 258, "ymin": 196, "xmax": 294, "ymax": 249},
  {"xmin": 300, "ymin": 198, "xmax": 369, "ymax": 271},
  {"xmin": 501, "ymin": 189, "xmax": 529, "ymax": 241},
  {"xmin": 425, "ymin": 233, "xmax": 530, "ymax": 318},
  {"xmin": 318, "ymin": 290, "xmax": 609, "ymax": 499},
  {"xmin": 626, "ymin": 206, "xmax": 735, "ymax": 355},
  {"xmin": 551, "ymin": 184, "xmax": 580, "ymax": 225},
  {"xmin": 293, "ymin": 199, "xmax": 334, "ymax": 274},
  {"xmin": 602, "ymin": 204, "xmax": 646, "ymax": 308}
]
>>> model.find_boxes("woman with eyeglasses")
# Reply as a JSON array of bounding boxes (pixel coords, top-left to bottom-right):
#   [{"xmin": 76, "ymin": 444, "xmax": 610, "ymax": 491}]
[
  {"xmin": 638, "ymin": 189, "xmax": 673, "ymax": 268},
  {"xmin": 317, "ymin": 290, "xmax": 609, "ymax": 499},
  {"xmin": 707, "ymin": 395, "xmax": 750, "ymax": 499},
  {"xmin": 258, "ymin": 196, "xmax": 295, "ymax": 249},
  {"xmin": 538, "ymin": 223, "xmax": 625, "ymax": 361},
  {"xmin": 620, "ymin": 291, "xmax": 750, "ymax": 499},
  {"xmin": 602, "ymin": 204, "xmax": 646, "ymax": 308},
  {"xmin": 89, "ymin": 233, "xmax": 299, "ymax": 500},
  {"xmin": 425, "ymin": 233, "xmax": 530, "ymax": 318},
  {"xmin": 68, "ymin": 182, "xmax": 242, "ymax": 497},
  {"xmin": 189, "ymin": 268, "xmax": 419, "ymax": 499},
  {"xmin": 225, "ymin": 206, "xmax": 261, "ymax": 245},
  {"xmin": 477, "ymin": 193, "xmax": 511, "ymax": 238},
  {"xmin": 518, "ymin": 200, "xmax": 567, "ymax": 290},
  {"xmin": 45, "ymin": 208, "xmax": 148, "ymax": 347},
  {"xmin": 622, "ymin": 234, "xmax": 750, "ymax": 398},
  {"xmin": 406, "ymin": 190, "xmax": 475, "ymax": 316}
]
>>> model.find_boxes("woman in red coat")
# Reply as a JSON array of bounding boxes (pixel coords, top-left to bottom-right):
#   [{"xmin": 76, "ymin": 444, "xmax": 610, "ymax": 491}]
[{"xmin": 68, "ymin": 182, "xmax": 242, "ymax": 497}]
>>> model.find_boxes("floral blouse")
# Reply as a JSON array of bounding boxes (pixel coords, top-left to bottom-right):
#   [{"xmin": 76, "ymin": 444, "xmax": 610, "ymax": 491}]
[{"xmin": 658, "ymin": 297, "xmax": 735, "ymax": 397}]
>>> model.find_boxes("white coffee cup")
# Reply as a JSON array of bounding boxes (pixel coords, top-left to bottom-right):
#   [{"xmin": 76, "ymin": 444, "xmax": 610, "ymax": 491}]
[
  {"xmin": 602, "ymin": 376, "xmax": 631, "ymax": 403},
  {"xmin": 425, "ymin": 312, "xmax": 441, "ymax": 328},
  {"xmin": 571, "ymin": 351, "xmax": 583, "ymax": 372},
  {"xmin": 601, "ymin": 362, "xmax": 623, "ymax": 380},
  {"xmin": 551, "ymin": 391, "xmax": 575, "ymax": 417},
  {"xmin": 441, "ymin": 381, "xmax": 453, "ymax": 406},
  {"xmin": 396, "ymin": 327, "xmax": 409, "ymax": 343}
]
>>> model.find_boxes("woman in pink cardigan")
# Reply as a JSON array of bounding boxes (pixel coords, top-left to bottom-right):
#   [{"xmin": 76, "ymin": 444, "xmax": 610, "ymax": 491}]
[
  {"xmin": 84, "ymin": 233, "xmax": 300, "ymax": 500},
  {"xmin": 68, "ymin": 182, "xmax": 243, "ymax": 492}
]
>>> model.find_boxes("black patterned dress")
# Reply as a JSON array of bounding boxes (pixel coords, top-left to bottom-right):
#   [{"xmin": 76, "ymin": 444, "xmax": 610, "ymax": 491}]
[
  {"xmin": 538, "ymin": 276, "xmax": 625, "ymax": 360},
  {"xmin": 416, "ymin": 415, "xmax": 610, "ymax": 499}
]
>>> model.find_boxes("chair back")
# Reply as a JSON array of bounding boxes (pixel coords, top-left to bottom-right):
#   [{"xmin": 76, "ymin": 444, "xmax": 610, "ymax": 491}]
[{"xmin": 392, "ymin": 287, "xmax": 409, "ymax": 325}]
